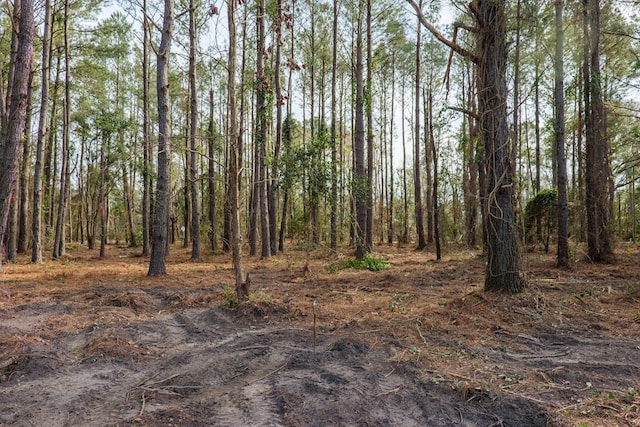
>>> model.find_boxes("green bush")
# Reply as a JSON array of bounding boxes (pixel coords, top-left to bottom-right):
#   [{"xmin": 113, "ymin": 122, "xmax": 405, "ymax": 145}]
[
  {"xmin": 221, "ymin": 286, "xmax": 238, "ymax": 308},
  {"xmin": 344, "ymin": 253, "xmax": 389, "ymax": 272}
]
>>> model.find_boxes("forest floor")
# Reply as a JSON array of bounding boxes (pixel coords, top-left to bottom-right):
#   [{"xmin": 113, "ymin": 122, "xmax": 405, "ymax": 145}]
[{"xmin": 0, "ymin": 241, "xmax": 639, "ymax": 426}]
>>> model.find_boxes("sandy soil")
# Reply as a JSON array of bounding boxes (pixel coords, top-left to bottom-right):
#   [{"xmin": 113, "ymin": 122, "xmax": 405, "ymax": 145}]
[{"xmin": 0, "ymin": 243, "xmax": 639, "ymax": 426}]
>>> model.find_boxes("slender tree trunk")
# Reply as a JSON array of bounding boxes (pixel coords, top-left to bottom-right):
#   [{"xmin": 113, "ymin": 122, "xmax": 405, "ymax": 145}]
[
  {"xmin": 330, "ymin": 0, "xmax": 338, "ymax": 251},
  {"xmin": 256, "ymin": 0, "xmax": 271, "ymax": 258},
  {"xmin": 44, "ymin": 50, "xmax": 61, "ymax": 233},
  {"xmin": 414, "ymin": 0, "xmax": 426, "ymax": 250},
  {"xmin": 401, "ymin": 76, "xmax": 409, "ymax": 244},
  {"xmin": 365, "ymin": 0, "xmax": 373, "ymax": 251},
  {"xmin": 354, "ymin": 2, "xmax": 367, "ymax": 259},
  {"xmin": 387, "ymin": 52, "xmax": 395, "ymax": 245},
  {"xmin": 8, "ymin": 188, "xmax": 18, "ymax": 261},
  {"xmin": 53, "ymin": 0, "xmax": 71, "ymax": 259},
  {"xmin": 269, "ymin": 0, "xmax": 283, "ymax": 255},
  {"xmin": 31, "ymin": 0, "xmax": 52, "ymax": 264},
  {"xmin": 183, "ymin": 125, "xmax": 191, "ymax": 248},
  {"xmin": 141, "ymin": 0, "xmax": 151, "ymax": 256},
  {"xmin": 429, "ymin": 91, "xmax": 441, "ymax": 260},
  {"xmin": 423, "ymin": 86, "xmax": 433, "ymax": 243},
  {"xmin": 555, "ymin": 0, "xmax": 569, "ymax": 267},
  {"xmin": 17, "ymin": 75, "xmax": 32, "ymax": 254},
  {"xmin": 227, "ymin": 0, "xmax": 247, "ymax": 300},
  {"xmin": 189, "ymin": 0, "xmax": 201, "ymax": 260},
  {"xmin": 99, "ymin": 134, "xmax": 107, "ymax": 258},
  {"xmin": 0, "ymin": 0, "xmax": 34, "ymax": 270},
  {"xmin": 122, "ymin": 156, "xmax": 137, "ymax": 247},
  {"xmin": 148, "ymin": 0, "xmax": 173, "ymax": 276},
  {"xmin": 534, "ymin": 34, "xmax": 542, "ymax": 243},
  {"xmin": 208, "ymin": 89, "xmax": 217, "ymax": 252}
]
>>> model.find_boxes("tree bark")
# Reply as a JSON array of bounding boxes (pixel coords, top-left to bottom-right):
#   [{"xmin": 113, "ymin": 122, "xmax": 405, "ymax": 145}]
[
  {"xmin": 141, "ymin": 0, "xmax": 151, "ymax": 256},
  {"xmin": 256, "ymin": 0, "xmax": 271, "ymax": 258},
  {"xmin": 17, "ymin": 74, "xmax": 32, "ymax": 254},
  {"xmin": 555, "ymin": 0, "xmax": 569, "ymax": 267},
  {"xmin": 227, "ymin": 0, "xmax": 247, "ymax": 300},
  {"xmin": 476, "ymin": 0, "xmax": 522, "ymax": 292},
  {"xmin": 413, "ymin": 0, "xmax": 426, "ymax": 250},
  {"xmin": 0, "ymin": 0, "xmax": 34, "ymax": 270},
  {"xmin": 53, "ymin": 0, "xmax": 71, "ymax": 259},
  {"xmin": 387, "ymin": 52, "xmax": 395, "ymax": 245},
  {"xmin": 354, "ymin": 2, "xmax": 367, "ymax": 259},
  {"xmin": 365, "ymin": 0, "xmax": 374, "ymax": 251},
  {"xmin": 189, "ymin": 0, "xmax": 201, "ymax": 260},
  {"xmin": 31, "ymin": 0, "xmax": 52, "ymax": 264},
  {"xmin": 586, "ymin": 0, "xmax": 612, "ymax": 261},
  {"xmin": 269, "ymin": 0, "xmax": 283, "ymax": 255},
  {"xmin": 148, "ymin": 0, "xmax": 173, "ymax": 276},
  {"xmin": 208, "ymin": 89, "xmax": 217, "ymax": 252},
  {"xmin": 330, "ymin": 0, "xmax": 338, "ymax": 251},
  {"xmin": 429, "ymin": 91, "xmax": 441, "ymax": 260}
]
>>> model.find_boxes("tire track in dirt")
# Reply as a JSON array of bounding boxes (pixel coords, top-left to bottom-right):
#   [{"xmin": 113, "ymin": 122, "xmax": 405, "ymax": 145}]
[{"xmin": 1, "ymin": 303, "xmax": 549, "ymax": 427}]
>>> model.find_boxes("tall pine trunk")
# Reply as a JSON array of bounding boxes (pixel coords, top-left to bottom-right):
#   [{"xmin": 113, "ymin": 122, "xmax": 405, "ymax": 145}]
[
  {"xmin": 29, "ymin": 0, "xmax": 48, "ymax": 262},
  {"xmin": 0, "ymin": 0, "xmax": 33, "ymax": 270},
  {"xmin": 413, "ymin": 0, "xmax": 426, "ymax": 250},
  {"xmin": 227, "ymin": 0, "xmax": 247, "ymax": 300},
  {"xmin": 330, "ymin": 0, "xmax": 338, "ymax": 251},
  {"xmin": 148, "ymin": 0, "xmax": 173, "ymax": 276},
  {"xmin": 53, "ymin": 0, "xmax": 71, "ymax": 259},
  {"xmin": 354, "ymin": 2, "xmax": 367, "ymax": 259},
  {"xmin": 141, "ymin": 0, "xmax": 151, "ymax": 256},
  {"xmin": 189, "ymin": 0, "xmax": 201, "ymax": 260},
  {"xmin": 256, "ymin": 0, "xmax": 271, "ymax": 258},
  {"xmin": 477, "ymin": 0, "xmax": 522, "ymax": 292},
  {"xmin": 555, "ymin": 0, "xmax": 569, "ymax": 267}
]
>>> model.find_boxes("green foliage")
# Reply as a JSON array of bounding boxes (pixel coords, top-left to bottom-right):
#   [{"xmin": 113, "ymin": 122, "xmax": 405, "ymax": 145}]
[
  {"xmin": 344, "ymin": 253, "xmax": 389, "ymax": 272},
  {"xmin": 221, "ymin": 286, "xmax": 238, "ymax": 308},
  {"xmin": 524, "ymin": 188, "xmax": 558, "ymax": 244},
  {"xmin": 624, "ymin": 387, "xmax": 636, "ymax": 404},
  {"xmin": 328, "ymin": 253, "xmax": 389, "ymax": 273},
  {"xmin": 525, "ymin": 188, "xmax": 558, "ymax": 223}
]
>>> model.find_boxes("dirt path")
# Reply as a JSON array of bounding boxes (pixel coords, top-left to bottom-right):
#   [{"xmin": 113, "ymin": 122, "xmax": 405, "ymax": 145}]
[{"xmin": 1, "ymin": 245, "xmax": 639, "ymax": 426}]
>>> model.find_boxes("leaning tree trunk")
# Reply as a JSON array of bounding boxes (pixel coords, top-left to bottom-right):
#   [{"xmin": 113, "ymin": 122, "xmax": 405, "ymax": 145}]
[
  {"xmin": 0, "ymin": 0, "xmax": 34, "ymax": 270},
  {"xmin": 148, "ymin": 0, "xmax": 173, "ymax": 276},
  {"xmin": 477, "ymin": 0, "xmax": 523, "ymax": 292}
]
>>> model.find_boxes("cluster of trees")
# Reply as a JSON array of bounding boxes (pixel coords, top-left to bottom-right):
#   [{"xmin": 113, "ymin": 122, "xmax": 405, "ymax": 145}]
[{"xmin": 0, "ymin": 0, "xmax": 639, "ymax": 295}]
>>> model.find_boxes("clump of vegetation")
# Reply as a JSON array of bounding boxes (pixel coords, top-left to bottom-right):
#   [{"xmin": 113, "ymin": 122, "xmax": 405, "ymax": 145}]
[
  {"xmin": 389, "ymin": 292, "xmax": 408, "ymax": 313},
  {"xmin": 221, "ymin": 286, "xmax": 238, "ymax": 308},
  {"xmin": 344, "ymin": 253, "xmax": 389, "ymax": 272},
  {"xmin": 524, "ymin": 188, "xmax": 558, "ymax": 251}
]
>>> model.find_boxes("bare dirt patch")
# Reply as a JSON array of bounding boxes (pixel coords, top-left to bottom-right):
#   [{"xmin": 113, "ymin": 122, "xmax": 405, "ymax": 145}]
[{"xmin": 1, "ymin": 244, "xmax": 639, "ymax": 426}]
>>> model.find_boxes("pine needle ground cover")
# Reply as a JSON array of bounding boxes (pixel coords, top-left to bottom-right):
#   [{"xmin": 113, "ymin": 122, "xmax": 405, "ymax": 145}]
[{"xmin": 0, "ymin": 244, "xmax": 638, "ymax": 426}]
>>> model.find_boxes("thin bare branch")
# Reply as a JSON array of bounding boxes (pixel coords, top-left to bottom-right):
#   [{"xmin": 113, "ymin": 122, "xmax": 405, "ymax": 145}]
[{"xmin": 405, "ymin": 0, "xmax": 477, "ymax": 63}]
